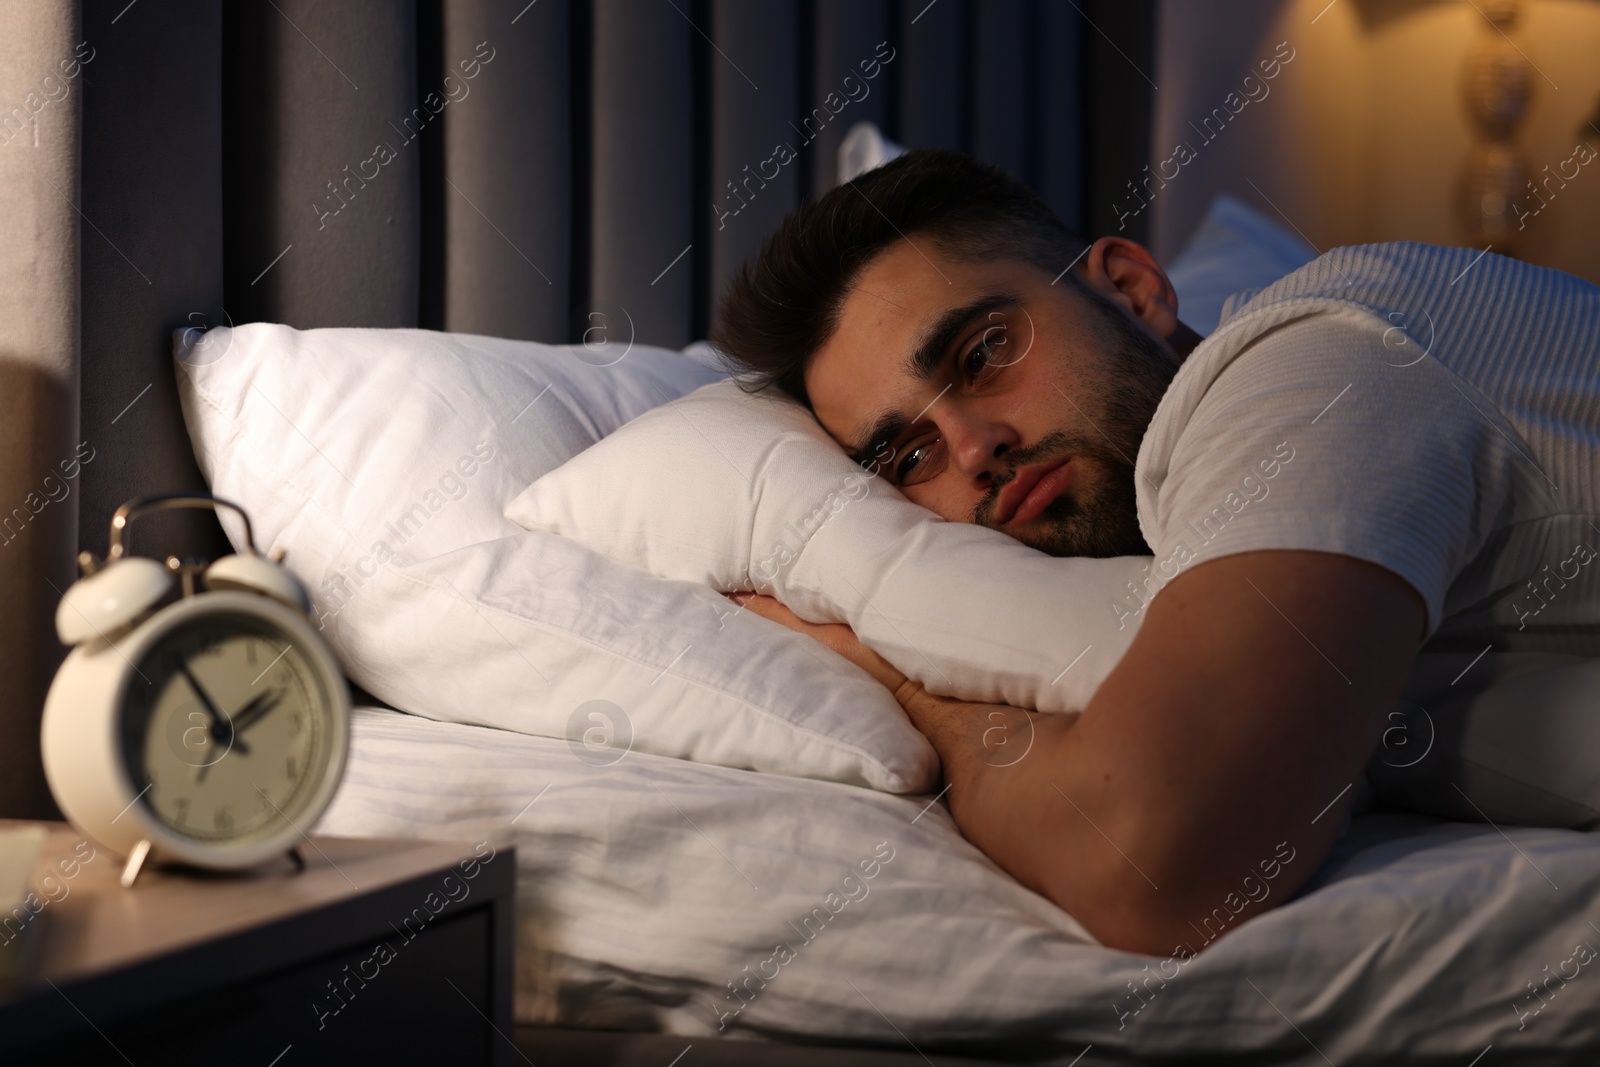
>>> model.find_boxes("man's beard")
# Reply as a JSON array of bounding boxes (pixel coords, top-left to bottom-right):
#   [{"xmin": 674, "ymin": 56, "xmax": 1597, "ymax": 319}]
[{"xmin": 972, "ymin": 289, "xmax": 1180, "ymax": 558}]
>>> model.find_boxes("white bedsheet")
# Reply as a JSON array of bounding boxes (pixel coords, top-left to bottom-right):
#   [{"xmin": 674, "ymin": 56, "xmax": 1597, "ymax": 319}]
[{"xmin": 317, "ymin": 707, "xmax": 1600, "ymax": 1063}]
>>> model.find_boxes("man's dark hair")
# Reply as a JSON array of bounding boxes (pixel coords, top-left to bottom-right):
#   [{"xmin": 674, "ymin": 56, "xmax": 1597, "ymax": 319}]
[{"xmin": 712, "ymin": 149, "xmax": 1091, "ymax": 405}]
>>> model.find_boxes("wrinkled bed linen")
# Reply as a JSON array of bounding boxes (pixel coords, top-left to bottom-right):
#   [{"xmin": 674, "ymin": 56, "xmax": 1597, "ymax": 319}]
[{"xmin": 318, "ymin": 707, "xmax": 1600, "ymax": 1064}]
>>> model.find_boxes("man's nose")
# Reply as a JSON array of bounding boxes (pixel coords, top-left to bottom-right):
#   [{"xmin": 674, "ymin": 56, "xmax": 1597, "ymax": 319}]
[{"xmin": 942, "ymin": 411, "xmax": 1018, "ymax": 486}]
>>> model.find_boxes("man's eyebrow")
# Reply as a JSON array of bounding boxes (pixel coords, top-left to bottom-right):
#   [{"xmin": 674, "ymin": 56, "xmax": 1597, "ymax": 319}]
[
  {"xmin": 847, "ymin": 291, "xmax": 1020, "ymax": 463},
  {"xmin": 906, "ymin": 291, "xmax": 1019, "ymax": 382},
  {"xmin": 849, "ymin": 411, "xmax": 907, "ymax": 468}
]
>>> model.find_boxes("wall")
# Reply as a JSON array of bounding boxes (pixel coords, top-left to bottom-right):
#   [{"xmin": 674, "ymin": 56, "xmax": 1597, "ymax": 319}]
[{"xmin": 1151, "ymin": 0, "xmax": 1600, "ymax": 285}]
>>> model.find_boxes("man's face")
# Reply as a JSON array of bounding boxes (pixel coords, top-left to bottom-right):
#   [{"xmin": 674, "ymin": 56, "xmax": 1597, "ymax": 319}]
[{"xmin": 804, "ymin": 238, "xmax": 1181, "ymax": 557}]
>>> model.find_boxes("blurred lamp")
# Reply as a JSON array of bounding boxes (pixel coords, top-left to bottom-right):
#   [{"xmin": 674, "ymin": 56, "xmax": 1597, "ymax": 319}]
[{"xmin": 1458, "ymin": 0, "xmax": 1533, "ymax": 253}]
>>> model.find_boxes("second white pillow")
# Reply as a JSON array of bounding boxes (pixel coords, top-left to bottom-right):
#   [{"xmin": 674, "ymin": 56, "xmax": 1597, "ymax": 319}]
[
  {"xmin": 175, "ymin": 326, "xmax": 937, "ymax": 794},
  {"xmin": 507, "ymin": 379, "xmax": 1152, "ymax": 713}
]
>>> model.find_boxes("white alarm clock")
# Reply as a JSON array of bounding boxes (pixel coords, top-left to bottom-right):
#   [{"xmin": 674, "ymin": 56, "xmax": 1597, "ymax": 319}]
[{"xmin": 41, "ymin": 493, "xmax": 350, "ymax": 887}]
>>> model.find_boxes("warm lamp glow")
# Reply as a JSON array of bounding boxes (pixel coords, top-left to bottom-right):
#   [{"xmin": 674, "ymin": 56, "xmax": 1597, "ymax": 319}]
[{"xmin": 1458, "ymin": 0, "xmax": 1535, "ymax": 254}]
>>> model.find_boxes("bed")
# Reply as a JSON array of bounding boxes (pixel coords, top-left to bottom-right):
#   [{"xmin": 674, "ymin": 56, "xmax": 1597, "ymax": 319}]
[
  {"xmin": 319, "ymin": 705, "xmax": 1600, "ymax": 1064},
  {"xmin": 4, "ymin": 2, "xmax": 1599, "ymax": 1064}
]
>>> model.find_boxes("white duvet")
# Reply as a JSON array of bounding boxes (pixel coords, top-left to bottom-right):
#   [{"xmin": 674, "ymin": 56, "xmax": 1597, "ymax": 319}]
[{"xmin": 318, "ymin": 707, "xmax": 1600, "ymax": 1064}]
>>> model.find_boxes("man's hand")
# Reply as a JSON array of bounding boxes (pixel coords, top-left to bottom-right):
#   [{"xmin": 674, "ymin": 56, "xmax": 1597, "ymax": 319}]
[
  {"xmin": 732, "ymin": 593, "xmax": 1067, "ymax": 778},
  {"xmin": 738, "ymin": 550, "xmax": 1425, "ymax": 955}
]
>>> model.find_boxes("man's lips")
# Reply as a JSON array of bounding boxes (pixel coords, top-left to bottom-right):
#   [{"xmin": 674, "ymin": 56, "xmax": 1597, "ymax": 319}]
[{"xmin": 996, "ymin": 456, "xmax": 1074, "ymax": 527}]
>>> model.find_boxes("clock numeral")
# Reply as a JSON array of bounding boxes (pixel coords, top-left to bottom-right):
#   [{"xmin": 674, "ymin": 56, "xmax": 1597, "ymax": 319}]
[
  {"xmin": 285, "ymin": 756, "xmax": 298, "ymax": 780},
  {"xmin": 288, "ymin": 713, "xmax": 302, "ymax": 736},
  {"xmin": 174, "ymin": 797, "xmax": 190, "ymax": 826},
  {"xmin": 214, "ymin": 806, "xmax": 234, "ymax": 832},
  {"xmin": 246, "ymin": 639, "xmax": 258, "ymax": 667}
]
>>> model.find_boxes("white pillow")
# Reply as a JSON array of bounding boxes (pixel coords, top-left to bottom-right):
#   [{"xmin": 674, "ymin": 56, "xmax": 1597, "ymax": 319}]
[
  {"xmin": 837, "ymin": 120, "xmax": 906, "ymax": 186},
  {"xmin": 507, "ymin": 378, "xmax": 1151, "ymax": 714},
  {"xmin": 178, "ymin": 325, "xmax": 724, "ymax": 560},
  {"xmin": 174, "ymin": 324, "xmax": 936, "ymax": 793},
  {"xmin": 1164, "ymin": 194, "xmax": 1317, "ymax": 336}
]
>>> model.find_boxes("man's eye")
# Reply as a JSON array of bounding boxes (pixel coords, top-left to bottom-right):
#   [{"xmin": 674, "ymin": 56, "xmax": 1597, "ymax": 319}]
[
  {"xmin": 895, "ymin": 436, "xmax": 941, "ymax": 485},
  {"xmin": 963, "ymin": 329, "xmax": 1005, "ymax": 381}
]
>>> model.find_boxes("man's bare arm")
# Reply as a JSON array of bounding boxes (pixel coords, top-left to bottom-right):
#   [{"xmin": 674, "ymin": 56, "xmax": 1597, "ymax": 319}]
[
  {"xmin": 732, "ymin": 550, "xmax": 1422, "ymax": 951},
  {"xmin": 893, "ymin": 549, "xmax": 1424, "ymax": 952}
]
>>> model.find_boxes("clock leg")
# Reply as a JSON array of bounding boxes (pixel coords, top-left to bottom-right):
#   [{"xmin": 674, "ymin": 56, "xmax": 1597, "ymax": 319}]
[
  {"xmin": 120, "ymin": 839, "xmax": 153, "ymax": 889},
  {"xmin": 287, "ymin": 846, "xmax": 306, "ymax": 873}
]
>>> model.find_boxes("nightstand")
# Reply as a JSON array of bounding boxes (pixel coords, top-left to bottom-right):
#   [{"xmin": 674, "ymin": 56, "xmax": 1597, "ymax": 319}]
[{"xmin": 0, "ymin": 820, "xmax": 515, "ymax": 1066}]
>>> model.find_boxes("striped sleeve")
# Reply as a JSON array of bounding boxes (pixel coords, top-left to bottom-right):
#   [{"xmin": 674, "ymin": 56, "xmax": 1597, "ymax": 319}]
[{"xmin": 1143, "ymin": 307, "xmax": 1512, "ymax": 636}]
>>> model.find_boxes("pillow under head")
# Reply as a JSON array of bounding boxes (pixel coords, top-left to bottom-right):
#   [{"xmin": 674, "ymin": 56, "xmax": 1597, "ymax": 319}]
[{"xmin": 507, "ymin": 377, "xmax": 1152, "ymax": 714}]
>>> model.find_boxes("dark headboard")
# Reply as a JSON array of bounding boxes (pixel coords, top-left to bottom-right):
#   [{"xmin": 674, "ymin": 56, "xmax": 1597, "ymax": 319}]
[{"xmin": 0, "ymin": 0, "xmax": 1154, "ymax": 817}]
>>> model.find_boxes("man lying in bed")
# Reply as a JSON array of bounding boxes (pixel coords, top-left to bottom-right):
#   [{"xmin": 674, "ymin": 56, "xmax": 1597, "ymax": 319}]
[{"xmin": 710, "ymin": 149, "xmax": 1600, "ymax": 954}]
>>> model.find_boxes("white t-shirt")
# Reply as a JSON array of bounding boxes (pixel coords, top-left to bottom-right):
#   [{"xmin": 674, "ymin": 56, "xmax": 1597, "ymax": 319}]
[{"xmin": 1123, "ymin": 242, "xmax": 1600, "ymax": 705}]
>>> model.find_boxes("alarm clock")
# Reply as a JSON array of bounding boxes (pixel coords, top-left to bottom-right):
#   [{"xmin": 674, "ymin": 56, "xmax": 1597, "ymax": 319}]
[{"xmin": 41, "ymin": 493, "xmax": 350, "ymax": 887}]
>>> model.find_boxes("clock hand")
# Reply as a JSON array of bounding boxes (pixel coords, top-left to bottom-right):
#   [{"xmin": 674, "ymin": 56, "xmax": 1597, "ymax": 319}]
[
  {"xmin": 230, "ymin": 689, "xmax": 283, "ymax": 737},
  {"xmin": 177, "ymin": 662, "xmax": 248, "ymax": 763},
  {"xmin": 177, "ymin": 662, "xmax": 224, "ymax": 730},
  {"xmin": 195, "ymin": 724, "xmax": 253, "ymax": 783}
]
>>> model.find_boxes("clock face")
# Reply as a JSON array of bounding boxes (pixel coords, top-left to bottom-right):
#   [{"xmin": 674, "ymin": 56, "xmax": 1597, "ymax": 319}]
[{"xmin": 119, "ymin": 612, "xmax": 332, "ymax": 845}]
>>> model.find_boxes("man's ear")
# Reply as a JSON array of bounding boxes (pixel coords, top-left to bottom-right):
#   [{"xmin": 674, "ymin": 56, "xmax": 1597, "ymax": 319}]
[{"xmin": 1078, "ymin": 236, "xmax": 1182, "ymax": 341}]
